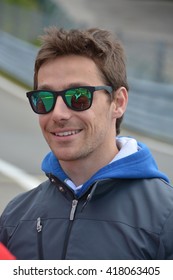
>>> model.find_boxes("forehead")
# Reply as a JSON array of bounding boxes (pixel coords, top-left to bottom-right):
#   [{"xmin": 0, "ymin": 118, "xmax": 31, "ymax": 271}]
[{"xmin": 37, "ymin": 55, "xmax": 104, "ymax": 89}]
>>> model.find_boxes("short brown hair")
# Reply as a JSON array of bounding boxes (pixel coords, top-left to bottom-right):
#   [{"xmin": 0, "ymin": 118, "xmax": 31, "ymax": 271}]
[{"xmin": 34, "ymin": 27, "xmax": 129, "ymax": 134}]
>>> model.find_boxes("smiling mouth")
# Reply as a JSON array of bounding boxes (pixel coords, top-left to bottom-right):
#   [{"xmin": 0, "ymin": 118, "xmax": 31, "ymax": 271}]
[{"xmin": 53, "ymin": 130, "xmax": 82, "ymax": 137}]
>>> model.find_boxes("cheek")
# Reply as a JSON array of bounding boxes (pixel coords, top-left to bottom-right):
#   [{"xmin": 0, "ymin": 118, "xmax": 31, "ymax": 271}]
[
  {"xmin": 39, "ymin": 116, "xmax": 43, "ymax": 129},
  {"xmin": 86, "ymin": 109, "xmax": 108, "ymax": 135},
  {"xmin": 39, "ymin": 116, "xmax": 48, "ymax": 133}
]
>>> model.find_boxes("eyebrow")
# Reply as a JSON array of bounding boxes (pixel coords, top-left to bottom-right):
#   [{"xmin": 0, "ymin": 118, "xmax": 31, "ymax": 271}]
[
  {"xmin": 37, "ymin": 82, "xmax": 91, "ymax": 91},
  {"xmin": 37, "ymin": 84, "xmax": 52, "ymax": 90}
]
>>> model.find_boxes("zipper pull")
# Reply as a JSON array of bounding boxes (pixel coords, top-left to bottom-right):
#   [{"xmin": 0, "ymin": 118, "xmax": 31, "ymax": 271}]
[
  {"xmin": 81, "ymin": 193, "xmax": 91, "ymax": 211},
  {"xmin": 37, "ymin": 217, "xmax": 42, "ymax": 232},
  {"xmin": 70, "ymin": 199, "xmax": 78, "ymax": 221}
]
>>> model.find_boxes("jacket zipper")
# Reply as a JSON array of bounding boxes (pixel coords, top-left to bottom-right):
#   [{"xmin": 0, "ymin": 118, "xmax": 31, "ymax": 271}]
[
  {"xmin": 37, "ymin": 217, "xmax": 44, "ymax": 260},
  {"xmin": 70, "ymin": 199, "xmax": 78, "ymax": 220},
  {"xmin": 62, "ymin": 199, "xmax": 78, "ymax": 259}
]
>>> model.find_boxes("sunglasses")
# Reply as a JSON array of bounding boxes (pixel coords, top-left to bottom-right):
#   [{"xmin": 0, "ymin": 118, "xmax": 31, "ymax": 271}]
[{"xmin": 26, "ymin": 85, "xmax": 112, "ymax": 114}]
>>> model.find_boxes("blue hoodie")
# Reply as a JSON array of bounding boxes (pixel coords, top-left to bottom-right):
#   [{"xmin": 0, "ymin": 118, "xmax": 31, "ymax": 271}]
[{"xmin": 42, "ymin": 137, "xmax": 169, "ymax": 198}]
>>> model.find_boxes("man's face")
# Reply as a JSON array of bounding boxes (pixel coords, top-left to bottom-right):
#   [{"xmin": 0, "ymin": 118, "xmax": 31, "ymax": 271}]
[{"xmin": 38, "ymin": 55, "xmax": 122, "ymax": 164}]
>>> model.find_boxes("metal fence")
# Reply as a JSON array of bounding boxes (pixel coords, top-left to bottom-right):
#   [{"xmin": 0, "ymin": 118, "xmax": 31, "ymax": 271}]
[
  {"xmin": 1, "ymin": 1, "xmax": 173, "ymax": 85},
  {"xmin": 0, "ymin": 1, "xmax": 79, "ymax": 42},
  {"xmin": 0, "ymin": 31, "xmax": 37, "ymax": 86},
  {"xmin": 125, "ymin": 78, "xmax": 173, "ymax": 143},
  {"xmin": 122, "ymin": 33, "xmax": 173, "ymax": 85},
  {"xmin": 0, "ymin": 30, "xmax": 173, "ymax": 144}
]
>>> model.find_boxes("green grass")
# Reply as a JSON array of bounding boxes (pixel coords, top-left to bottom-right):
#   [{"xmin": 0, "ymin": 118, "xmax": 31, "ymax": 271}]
[
  {"xmin": 2, "ymin": 0, "xmax": 39, "ymax": 10},
  {"xmin": 2, "ymin": 0, "xmax": 56, "ymax": 13}
]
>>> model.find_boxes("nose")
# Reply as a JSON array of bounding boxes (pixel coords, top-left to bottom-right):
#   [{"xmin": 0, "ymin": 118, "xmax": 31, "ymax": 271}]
[{"xmin": 51, "ymin": 96, "xmax": 72, "ymax": 121}]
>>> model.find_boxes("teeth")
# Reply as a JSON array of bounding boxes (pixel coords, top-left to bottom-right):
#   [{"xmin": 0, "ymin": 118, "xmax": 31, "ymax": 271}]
[{"xmin": 55, "ymin": 130, "xmax": 80, "ymax": 137}]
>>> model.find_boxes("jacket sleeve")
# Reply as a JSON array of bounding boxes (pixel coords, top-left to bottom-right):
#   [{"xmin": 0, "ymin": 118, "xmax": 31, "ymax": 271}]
[
  {"xmin": 158, "ymin": 209, "xmax": 173, "ymax": 259},
  {"xmin": 0, "ymin": 199, "xmax": 17, "ymax": 247},
  {"xmin": 0, "ymin": 209, "xmax": 10, "ymax": 246}
]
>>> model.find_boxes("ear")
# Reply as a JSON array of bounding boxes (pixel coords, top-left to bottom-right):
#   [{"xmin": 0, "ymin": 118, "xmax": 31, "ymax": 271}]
[{"xmin": 112, "ymin": 87, "xmax": 128, "ymax": 118}]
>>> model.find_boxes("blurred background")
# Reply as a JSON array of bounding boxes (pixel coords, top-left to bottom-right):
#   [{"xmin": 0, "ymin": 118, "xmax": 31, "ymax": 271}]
[{"xmin": 0, "ymin": 0, "xmax": 173, "ymax": 213}]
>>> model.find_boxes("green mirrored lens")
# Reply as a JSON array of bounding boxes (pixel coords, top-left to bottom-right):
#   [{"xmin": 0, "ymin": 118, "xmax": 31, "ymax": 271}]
[
  {"xmin": 65, "ymin": 88, "xmax": 92, "ymax": 110},
  {"xmin": 32, "ymin": 91, "xmax": 54, "ymax": 113}
]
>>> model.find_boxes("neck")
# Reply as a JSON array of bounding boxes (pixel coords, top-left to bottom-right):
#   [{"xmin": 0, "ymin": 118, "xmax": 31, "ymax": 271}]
[{"xmin": 59, "ymin": 145, "xmax": 119, "ymax": 186}]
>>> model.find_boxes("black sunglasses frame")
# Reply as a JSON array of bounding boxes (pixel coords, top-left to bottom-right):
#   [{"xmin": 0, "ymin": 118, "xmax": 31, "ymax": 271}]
[{"xmin": 26, "ymin": 85, "xmax": 113, "ymax": 114}]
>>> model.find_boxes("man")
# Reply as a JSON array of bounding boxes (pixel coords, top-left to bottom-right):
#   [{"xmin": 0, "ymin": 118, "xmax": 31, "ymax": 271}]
[{"xmin": 0, "ymin": 27, "xmax": 173, "ymax": 260}]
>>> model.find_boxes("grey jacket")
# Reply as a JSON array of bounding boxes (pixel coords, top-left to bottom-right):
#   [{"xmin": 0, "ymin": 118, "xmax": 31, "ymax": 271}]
[{"xmin": 0, "ymin": 175, "xmax": 173, "ymax": 260}]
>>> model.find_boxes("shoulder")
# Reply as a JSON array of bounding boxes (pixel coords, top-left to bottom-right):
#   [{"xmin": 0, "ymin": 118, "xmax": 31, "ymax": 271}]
[
  {"xmin": 0, "ymin": 180, "xmax": 51, "ymax": 226},
  {"xmin": 123, "ymin": 178, "xmax": 173, "ymax": 215},
  {"xmin": 101, "ymin": 178, "xmax": 173, "ymax": 233}
]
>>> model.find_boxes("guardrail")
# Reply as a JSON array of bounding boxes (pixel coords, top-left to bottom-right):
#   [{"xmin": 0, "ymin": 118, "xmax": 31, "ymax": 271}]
[
  {"xmin": 125, "ymin": 78, "xmax": 173, "ymax": 143},
  {"xmin": 0, "ymin": 31, "xmax": 37, "ymax": 87},
  {"xmin": 0, "ymin": 31, "xmax": 173, "ymax": 143}
]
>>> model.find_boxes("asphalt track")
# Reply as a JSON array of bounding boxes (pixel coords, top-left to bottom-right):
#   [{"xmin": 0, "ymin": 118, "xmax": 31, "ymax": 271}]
[{"xmin": 55, "ymin": 0, "xmax": 173, "ymax": 40}]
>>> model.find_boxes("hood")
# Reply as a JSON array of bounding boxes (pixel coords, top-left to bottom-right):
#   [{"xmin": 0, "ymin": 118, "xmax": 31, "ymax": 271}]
[{"xmin": 42, "ymin": 137, "xmax": 169, "ymax": 196}]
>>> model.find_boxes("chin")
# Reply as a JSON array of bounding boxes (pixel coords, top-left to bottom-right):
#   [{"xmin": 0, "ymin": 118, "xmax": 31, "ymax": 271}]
[{"xmin": 54, "ymin": 152, "xmax": 78, "ymax": 162}]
